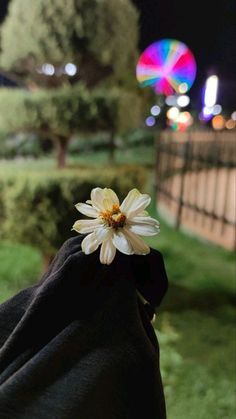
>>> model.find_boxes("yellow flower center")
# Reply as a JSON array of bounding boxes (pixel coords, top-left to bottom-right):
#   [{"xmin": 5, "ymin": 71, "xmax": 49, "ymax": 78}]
[{"xmin": 100, "ymin": 204, "xmax": 126, "ymax": 229}]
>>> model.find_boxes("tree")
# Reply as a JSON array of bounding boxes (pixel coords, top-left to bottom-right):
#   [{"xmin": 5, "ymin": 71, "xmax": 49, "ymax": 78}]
[
  {"xmin": 0, "ymin": 84, "xmax": 142, "ymax": 167},
  {"xmin": 0, "ymin": 0, "xmax": 139, "ymax": 88},
  {"xmin": 0, "ymin": 0, "xmax": 141, "ymax": 166}
]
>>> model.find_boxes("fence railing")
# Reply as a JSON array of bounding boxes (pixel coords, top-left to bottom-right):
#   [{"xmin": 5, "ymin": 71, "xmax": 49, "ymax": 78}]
[{"xmin": 155, "ymin": 131, "xmax": 236, "ymax": 250}]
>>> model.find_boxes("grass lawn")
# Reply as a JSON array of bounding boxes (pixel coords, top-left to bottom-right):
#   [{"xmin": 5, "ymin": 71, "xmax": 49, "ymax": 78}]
[
  {"xmin": 0, "ymin": 241, "xmax": 42, "ymax": 304},
  {"xmin": 147, "ymin": 210, "xmax": 236, "ymax": 419},
  {"xmin": 0, "ymin": 144, "xmax": 155, "ymax": 173},
  {"xmin": 0, "ymin": 149, "xmax": 235, "ymax": 418}
]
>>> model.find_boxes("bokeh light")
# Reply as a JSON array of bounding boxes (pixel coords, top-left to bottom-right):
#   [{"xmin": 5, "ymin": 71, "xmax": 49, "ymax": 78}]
[
  {"xmin": 167, "ymin": 107, "xmax": 180, "ymax": 120},
  {"xmin": 212, "ymin": 104, "xmax": 222, "ymax": 115},
  {"xmin": 178, "ymin": 82, "xmax": 188, "ymax": 93},
  {"xmin": 65, "ymin": 63, "xmax": 77, "ymax": 76},
  {"xmin": 177, "ymin": 95, "xmax": 190, "ymax": 107},
  {"xmin": 203, "ymin": 106, "xmax": 213, "ymax": 116},
  {"xmin": 150, "ymin": 105, "xmax": 161, "ymax": 116},
  {"xmin": 42, "ymin": 63, "xmax": 55, "ymax": 76},
  {"xmin": 178, "ymin": 111, "xmax": 192, "ymax": 125},
  {"xmin": 145, "ymin": 116, "xmax": 156, "ymax": 127},
  {"xmin": 225, "ymin": 119, "xmax": 236, "ymax": 130},
  {"xmin": 136, "ymin": 39, "xmax": 197, "ymax": 95},
  {"xmin": 231, "ymin": 111, "xmax": 236, "ymax": 121},
  {"xmin": 212, "ymin": 115, "xmax": 225, "ymax": 130},
  {"xmin": 204, "ymin": 75, "xmax": 218, "ymax": 108},
  {"xmin": 165, "ymin": 95, "xmax": 177, "ymax": 106}
]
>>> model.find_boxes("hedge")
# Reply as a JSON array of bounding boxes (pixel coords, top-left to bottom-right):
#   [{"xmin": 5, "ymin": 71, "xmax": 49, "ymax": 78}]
[{"xmin": 0, "ymin": 165, "xmax": 147, "ymax": 257}]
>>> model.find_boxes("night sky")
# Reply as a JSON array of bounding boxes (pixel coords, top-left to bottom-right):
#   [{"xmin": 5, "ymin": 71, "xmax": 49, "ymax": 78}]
[
  {"xmin": 133, "ymin": 0, "xmax": 236, "ymax": 108},
  {"xmin": 1, "ymin": 0, "xmax": 236, "ymax": 108}
]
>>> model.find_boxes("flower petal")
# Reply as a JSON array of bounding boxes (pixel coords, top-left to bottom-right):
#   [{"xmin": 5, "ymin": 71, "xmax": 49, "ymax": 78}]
[
  {"xmin": 127, "ymin": 216, "xmax": 160, "ymax": 236},
  {"xmin": 120, "ymin": 189, "xmax": 151, "ymax": 218},
  {"xmin": 123, "ymin": 227, "xmax": 150, "ymax": 255},
  {"xmin": 120, "ymin": 188, "xmax": 141, "ymax": 213},
  {"xmin": 81, "ymin": 232, "xmax": 100, "ymax": 254},
  {"xmin": 99, "ymin": 238, "xmax": 116, "ymax": 265},
  {"xmin": 75, "ymin": 203, "xmax": 98, "ymax": 218},
  {"xmin": 129, "ymin": 216, "xmax": 160, "ymax": 226},
  {"xmin": 128, "ymin": 223, "xmax": 160, "ymax": 236},
  {"xmin": 102, "ymin": 188, "xmax": 120, "ymax": 210},
  {"xmin": 94, "ymin": 225, "xmax": 112, "ymax": 242},
  {"xmin": 90, "ymin": 187, "xmax": 105, "ymax": 211},
  {"xmin": 112, "ymin": 230, "xmax": 134, "ymax": 255},
  {"xmin": 72, "ymin": 218, "xmax": 102, "ymax": 234}
]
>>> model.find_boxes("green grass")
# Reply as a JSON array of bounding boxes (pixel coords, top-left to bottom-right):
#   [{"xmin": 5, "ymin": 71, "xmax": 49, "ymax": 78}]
[
  {"xmin": 0, "ymin": 144, "xmax": 155, "ymax": 172},
  {"xmin": 147, "ymin": 211, "xmax": 236, "ymax": 299},
  {"xmin": 147, "ymin": 210, "xmax": 236, "ymax": 419},
  {"xmin": 158, "ymin": 309, "xmax": 236, "ymax": 419},
  {"xmin": 0, "ymin": 241, "xmax": 42, "ymax": 303}
]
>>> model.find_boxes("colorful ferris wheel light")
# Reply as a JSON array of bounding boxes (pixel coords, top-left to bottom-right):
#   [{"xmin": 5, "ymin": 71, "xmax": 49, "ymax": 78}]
[{"xmin": 136, "ymin": 39, "xmax": 197, "ymax": 96}]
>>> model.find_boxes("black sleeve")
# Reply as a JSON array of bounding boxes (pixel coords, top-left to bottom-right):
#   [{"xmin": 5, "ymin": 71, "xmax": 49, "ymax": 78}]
[{"xmin": 132, "ymin": 249, "xmax": 169, "ymax": 309}]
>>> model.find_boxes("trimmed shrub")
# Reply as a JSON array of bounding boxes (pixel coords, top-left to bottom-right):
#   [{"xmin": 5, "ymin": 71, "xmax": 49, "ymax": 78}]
[
  {"xmin": 0, "ymin": 133, "xmax": 47, "ymax": 159},
  {"xmin": 124, "ymin": 128, "xmax": 155, "ymax": 148},
  {"xmin": 68, "ymin": 134, "xmax": 111, "ymax": 154},
  {"xmin": 0, "ymin": 165, "xmax": 147, "ymax": 257}
]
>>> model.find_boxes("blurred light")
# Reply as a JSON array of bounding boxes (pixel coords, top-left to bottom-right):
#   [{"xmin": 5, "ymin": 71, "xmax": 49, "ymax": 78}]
[
  {"xmin": 178, "ymin": 111, "xmax": 191, "ymax": 124},
  {"xmin": 65, "ymin": 63, "xmax": 77, "ymax": 76},
  {"xmin": 204, "ymin": 75, "xmax": 218, "ymax": 107},
  {"xmin": 177, "ymin": 95, "xmax": 190, "ymax": 107},
  {"xmin": 42, "ymin": 63, "xmax": 55, "ymax": 76},
  {"xmin": 199, "ymin": 112, "xmax": 205, "ymax": 121},
  {"xmin": 212, "ymin": 115, "xmax": 225, "ymax": 130},
  {"xmin": 136, "ymin": 40, "xmax": 196, "ymax": 95},
  {"xmin": 165, "ymin": 95, "xmax": 177, "ymax": 106},
  {"xmin": 150, "ymin": 105, "xmax": 161, "ymax": 116},
  {"xmin": 167, "ymin": 107, "xmax": 179, "ymax": 120},
  {"xmin": 199, "ymin": 109, "xmax": 212, "ymax": 122},
  {"xmin": 212, "ymin": 104, "xmax": 222, "ymax": 115},
  {"xmin": 225, "ymin": 119, "xmax": 236, "ymax": 130},
  {"xmin": 145, "ymin": 116, "xmax": 155, "ymax": 127},
  {"xmin": 178, "ymin": 82, "xmax": 188, "ymax": 93},
  {"xmin": 231, "ymin": 111, "xmax": 236, "ymax": 121},
  {"xmin": 168, "ymin": 111, "xmax": 193, "ymax": 131},
  {"xmin": 203, "ymin": 106, "xmax": 213, "ymax": 116}
]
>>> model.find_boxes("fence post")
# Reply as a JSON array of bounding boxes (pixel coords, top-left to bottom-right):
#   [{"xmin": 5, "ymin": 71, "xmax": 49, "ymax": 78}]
[
  {"xmin": 175, "ymin": 135, "xmax": 190, "ymax": 229},
  {"xmin": 154, "ymin": 130, "xmax": 163, "ymax": 207}
]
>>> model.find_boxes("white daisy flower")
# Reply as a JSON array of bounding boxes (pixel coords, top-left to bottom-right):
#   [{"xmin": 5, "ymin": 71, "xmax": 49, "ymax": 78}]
[{"xmin": 72, "ymin": 187, "xmax": 160, "ymax": 265}]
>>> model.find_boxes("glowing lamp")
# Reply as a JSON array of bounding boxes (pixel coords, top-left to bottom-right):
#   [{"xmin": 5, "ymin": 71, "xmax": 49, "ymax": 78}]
[{"xmin": 204, "ymin": 75, "xmax": 218, "ymax": 108}]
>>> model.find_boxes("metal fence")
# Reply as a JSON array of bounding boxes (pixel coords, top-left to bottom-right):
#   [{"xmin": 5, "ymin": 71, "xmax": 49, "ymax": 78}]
[{"xmin": 155, "ymin": 130, "xmax": 236, "ymax": 250}]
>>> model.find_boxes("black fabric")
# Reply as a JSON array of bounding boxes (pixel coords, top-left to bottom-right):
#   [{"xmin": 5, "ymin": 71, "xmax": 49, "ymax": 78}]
[{"xmin": 0, "ymin": 235, "xmax": 168, "ymax": 419}]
